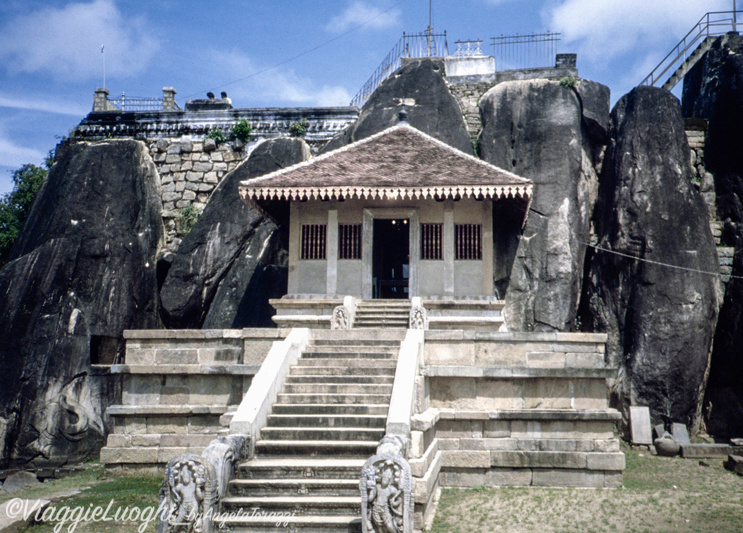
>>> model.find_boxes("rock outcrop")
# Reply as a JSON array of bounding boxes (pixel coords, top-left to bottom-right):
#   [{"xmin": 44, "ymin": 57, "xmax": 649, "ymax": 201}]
[
  {"xmin": 323, "ymin": 58, "xmax": 472, "ymax": 154},
  {"xmin": 582, "ymin": 86, "xmax": 720, "ymax": 432},
  {"xmin": 683, "ymin": 33, "xmax": 743, "ymax": 437},
  {"xmin": 160, "ymin": 137, "xmax": 310, "ymax": 329},
  {"xmin": 0, "ymin": 140, "xmax": 163, "ymax": 467},
  {"xmin": 478, "ymin": 78, "xmax": 609, "ymax": 331}
]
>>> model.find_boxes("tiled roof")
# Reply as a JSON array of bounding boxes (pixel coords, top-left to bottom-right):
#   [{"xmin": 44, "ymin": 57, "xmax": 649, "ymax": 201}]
[{"xmin": 239, "ymin": 124, "xmax": 532, "ymax": 202}]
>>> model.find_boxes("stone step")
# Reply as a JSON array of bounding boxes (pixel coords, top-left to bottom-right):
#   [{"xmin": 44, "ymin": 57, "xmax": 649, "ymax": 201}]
[
  {"xmin": 255, "ymin": 439, "xmax": 378, "ymax": 456},
  {"xmin": 229, "ymin": 477, "xmax": 360, "ymax": 497},
  {"xmin": 237, "ymin": 457, "xmax": 365, "ymax": 479},
  {"xmin": 266, "ymin": 414, "xmax": 386, "ymax": 428},
  {"xmin": 310, "ymin": 329, "xmax": 407, "ymax": 342},
  {"xmin": 285, "ymin": 375, "xmax": 394, "ymax": 385},
  {"xmin": 301, "ymin": 350, "xmax": 397, "ymax": 359},
  {"xmin": 221, "ymin": 495, "xmax": 361, "ymax": 515},
  {"xmin": 277, "ymin": 393, "xmax": 391, "ymax": 405},
  {"xmin": 261, "ymin": 427, "xmax": 386, "ymax": 441},
  {"xmin": 281, "ymin": 383, "xmax": 393, "ymax": 395},
  {"xmin": 272, "ymin": 403, "xmax": 389, "ymax": 416},
  {"xmin": 290, "ymin": 365, "xmax": 397, "ymax": 376},
  {"xmin": 222, "ymin": 514, "xmax": 362, "ymax": 533},
  {"xmin": 295, "ymin": 358, "xmax": 397, "ymax": 368},
  {"xmin": 310, "ymin": 338, "xmax": 402, "ymax": 347},
  {"xmin": 304, "ymin": 344, "xmax": 398, "ymax": 354}
]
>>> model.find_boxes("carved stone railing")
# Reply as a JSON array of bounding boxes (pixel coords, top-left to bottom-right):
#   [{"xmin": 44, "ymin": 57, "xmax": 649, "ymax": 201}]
[
  {"xmin": 408, "ymin": 297, "xmax": 428, "ymax": 330},
  {"xmin": 332, "ymin": 295, "xmax": 357, "ymax": 330},
  {"xmin": 360, "ymin": 330, "xmax": 423, "ymax": 532},
  {"xmin": 158, "ymin": 435, "xmax": 249, "ymax": 533}
]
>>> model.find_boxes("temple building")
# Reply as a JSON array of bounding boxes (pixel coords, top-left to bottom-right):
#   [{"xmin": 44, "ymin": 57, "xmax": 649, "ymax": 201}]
[{"xmin": 239, "ymin": 117, "xmax": 532, "ymax": 303}]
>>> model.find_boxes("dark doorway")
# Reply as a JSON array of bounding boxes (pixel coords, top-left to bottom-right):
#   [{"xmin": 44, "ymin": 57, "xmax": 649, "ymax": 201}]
[{"xmin": 373, "ymin": 219, "xmax": 409, "ymax": 299}]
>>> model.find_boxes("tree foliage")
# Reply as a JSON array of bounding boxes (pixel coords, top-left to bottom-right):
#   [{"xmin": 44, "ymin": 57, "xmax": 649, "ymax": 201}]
[{"xmin": 0, "ymin": 164, "xmax": 47, "ymax": 267}]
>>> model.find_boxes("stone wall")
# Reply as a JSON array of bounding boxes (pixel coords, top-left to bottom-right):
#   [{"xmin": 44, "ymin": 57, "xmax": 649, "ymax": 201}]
[{"xmin": 101, "ymin": 328, "xmax": 285, "ymax": 471}]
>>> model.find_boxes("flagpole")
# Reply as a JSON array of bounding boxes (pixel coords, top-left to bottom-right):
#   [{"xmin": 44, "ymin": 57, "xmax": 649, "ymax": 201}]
[{"xmin": 102, "ymin": 45, "xmax": 106, "ymax": 89}]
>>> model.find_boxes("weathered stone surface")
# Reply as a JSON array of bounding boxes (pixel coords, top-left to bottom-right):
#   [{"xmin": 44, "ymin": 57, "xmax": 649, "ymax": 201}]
[
  {"xmin": 1, "ymin": 471, "xmax": 40, "ymax": 493},
  {"xmin": 582, "ymin": 86, "xmax": 720, "ymax": 433},
  {"xmin": 683, "ymin": 34, "xmax": 743, "ymax": 438},
  {"xmin": 0, "ymin": 140, "xmax": 163, "ymax": 468},
  {"xmin": 323, "ymin": 58, "xmax": 472, "ymax": 154},
  {"xmin": 160, "ymin": 138, "xmax": 310, "ymax": 328},
  {"xmin": 479, "ymin": 78, "xmax": 608, "ymax": 330}
]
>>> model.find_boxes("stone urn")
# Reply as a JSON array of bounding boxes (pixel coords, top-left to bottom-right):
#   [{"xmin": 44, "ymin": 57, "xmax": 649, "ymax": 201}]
[{"xmin": 654, "ymin": 432, "xmax": 681, "ymax": 456}]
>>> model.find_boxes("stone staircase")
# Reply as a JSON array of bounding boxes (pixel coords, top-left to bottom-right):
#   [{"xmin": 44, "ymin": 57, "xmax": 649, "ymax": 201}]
[
  {"xmin": 220, "ymin": 330, "xmax": 406, "ymax": 532},
  {"xmin": 353, "ymin": 299, "xmax": 410, "ymax": 328},
  {"xmin": 662, "ymin": 35, "xmax": 716, "ymax": 90}
]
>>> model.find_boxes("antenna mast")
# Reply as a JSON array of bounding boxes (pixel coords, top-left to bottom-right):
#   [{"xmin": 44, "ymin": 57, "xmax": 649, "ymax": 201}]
[{"xmin": 426, "ymin": 0, "xmax": 434, "ymax": 56}]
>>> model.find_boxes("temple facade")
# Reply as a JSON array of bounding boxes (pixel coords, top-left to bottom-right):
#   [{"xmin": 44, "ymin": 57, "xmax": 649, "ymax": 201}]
[{"xmin": 239, "ymin": 120, "xmax": 532, "ymax": 301}]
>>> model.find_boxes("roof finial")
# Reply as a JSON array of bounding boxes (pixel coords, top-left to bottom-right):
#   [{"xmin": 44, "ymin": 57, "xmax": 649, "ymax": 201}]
[{"xmin": 398, "ymin": 102, "xmax": 409, "ymax": 123}]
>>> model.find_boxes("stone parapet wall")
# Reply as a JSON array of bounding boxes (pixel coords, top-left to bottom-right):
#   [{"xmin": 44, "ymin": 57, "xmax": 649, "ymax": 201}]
[
  {"xmin": 101, "ymin": 329, "xmax": 286, "ymax": 471},
  {"xmin": 411, "ymin": 330, "xmax": 624, "ymax": 489}
]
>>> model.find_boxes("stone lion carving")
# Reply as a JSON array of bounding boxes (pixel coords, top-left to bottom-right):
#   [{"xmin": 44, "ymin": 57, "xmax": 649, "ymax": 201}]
[
  {"xmin": 158, "ymin": 455, "xmax": 217, "ymax": 533},
  {"xmin": 408, "ymin": 305, "xmax": 428, "ymax": 330},
  {"xmin": 332, "ymin": 305, "xmax": 351, "ymax": 330},
  {"xmin": 360, "ymin": 440, "xmax": 413, "ymax": 533}
]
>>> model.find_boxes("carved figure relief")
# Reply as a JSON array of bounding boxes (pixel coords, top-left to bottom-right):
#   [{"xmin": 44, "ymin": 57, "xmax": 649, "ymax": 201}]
[
  {"xmin": 408, "ymin": 306, "xmax": 428, "ymax": 330},
  {"xmin": 159, "ymin": 455, "xmax": 216, "ymax": 533},
  {"xmin": 360, "ymin": 451, "xmax": 413, "ymax": 533},
  {"xmin": 332, "ymin": 305, "xmax": 351, "ymax": 330}
]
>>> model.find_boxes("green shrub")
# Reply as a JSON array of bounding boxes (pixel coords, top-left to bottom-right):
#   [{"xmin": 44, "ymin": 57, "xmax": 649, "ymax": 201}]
[
  {"xmin": 0, "ymin": 164, "xmax": 47, "ymax": 268},
  {"xmin": 177, "ymin": 204, "xmax": 201, "ymax": 234},
  {"xmin": 207, "ymin": 127, "xmax": 227, "ymax": 144},
  {"xmin": 289, "ymin": 118, "xmax": 310, "ymax": 137},
  {"xmin": 231, "ymin": 119, "xmax": 252, "ymax": 142},
  {"xmin": 559, "ymin": 75, "xmax": 578, "ymax": 89}
]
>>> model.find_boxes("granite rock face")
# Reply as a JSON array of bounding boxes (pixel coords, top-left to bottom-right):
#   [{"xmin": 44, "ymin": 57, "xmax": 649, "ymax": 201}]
[
  {"xmin": 478, "ymin": 78, "xmax": 609, "ymax": 331},
  {"xmin": 683, "ymin": 33, "xmax": 743, "ymax": 437},
  {"xmin": 323, "ymin": 58, "xmax": 472, "ymax": 154},
  {"xmin": 0, "ymin": 140, "xmax": 163, "ymax": 467},
  {"xmin": 160, "ymin": 137, "xmax": 310, "ymax": 329},
  {"xmin": 582, "ymin": 86, "xmax": 720, "ymax": 432}
]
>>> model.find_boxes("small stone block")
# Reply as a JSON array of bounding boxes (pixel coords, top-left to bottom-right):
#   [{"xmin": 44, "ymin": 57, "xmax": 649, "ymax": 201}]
[
  {"xmin": 724, "ymin": 455, "xmax": 743, "ymax": 476},
  {"xmin": 630, "ymin": 406, "xmax": 652, "ymax": 445},
  {"xmin": 586, "ymin": 452, "xmax": 625, "ymax": 471},
  {"xmin": 442, "ymin": 450, "xmax": 491, "ymax": 468},
  {"xmin": 653, "ymin": 424, "xmax": 666, "ymax": 440},
  {"xmin": 672, "ymin": 423, "xmax": 691, "ymax": 445}
]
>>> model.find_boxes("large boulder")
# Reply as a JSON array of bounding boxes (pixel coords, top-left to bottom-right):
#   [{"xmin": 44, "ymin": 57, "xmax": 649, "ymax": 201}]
[
  {"xmin": 323, "ymin": 58, "xmax": 472, "ymax": 154},
  {"xmin": 582, "ymin": 86, "xmax": 720, "ymax": 432},
  {"xmin": 160, "ymin": 137, "xmax": 310, "ymax": 328},
  {"xmin": 478, "ymin": 78, "xmax": 609, "ymax": 330},
  {"xmin": 0, "ymin": 140, "xmax": 163, "ymax": 467},
  {"xmin": 683, "ymin": 33, "xmax": 743, "ymax": 437}
]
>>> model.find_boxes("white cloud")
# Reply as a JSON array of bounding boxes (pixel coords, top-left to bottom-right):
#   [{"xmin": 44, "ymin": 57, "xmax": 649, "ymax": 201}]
[
  {"xmin": 0, "ymin": 94, "xmax": 87, "ymax": 117},
  {"xmin": 544, "ymin": 0, "xmax": 730, "ymax": 62},
  {"xmin": 0, "ymin": 136, "xmax": 46, "ymax": 171},
  {"xmin": 0, "ymin": 0, "xmax": 159, "ymax": 81},
  {"xmin": 326, "ymin": 1, "xmax": 401, "ymax": 33},
  {"xmin": 199, "ymin": 49, "xmax": 352, "ymax": 107}
]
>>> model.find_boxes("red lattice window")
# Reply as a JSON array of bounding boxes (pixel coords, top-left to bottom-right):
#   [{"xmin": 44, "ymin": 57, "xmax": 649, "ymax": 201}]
[
  {"xmin": 421, "ymin": 223, "xmax": 443, "ymax": 260},
  {"xmin": 301, "ymin": 224, "xmax": 327, "ymax": 259},
  {"xmin": 455, "ymin": 224, "xmax": 482, "ymax": 260},
  {"xmin": 339, "ymin": 224, "xmax": 362, "ymax": 259}
]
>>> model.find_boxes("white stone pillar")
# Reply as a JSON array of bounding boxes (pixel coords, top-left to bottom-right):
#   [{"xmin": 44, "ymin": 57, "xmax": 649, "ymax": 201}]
[
  {"xmin": 482, "ymin": 201, "xmax": 494, "ymax": 296},
  {"xmin": 327, "ymin": 209, "xmax": 338, "ymax": 296},
  {"xmin": 288, "ymin": 203, "xmax": 300, "ymax": 295},
  {"xmin": 443, "ymin": 204, "xmax": 455, "ymax": 296},
  {"xmin": 362, "ymin": 209, "xmax": 374, "ymax": 299}
]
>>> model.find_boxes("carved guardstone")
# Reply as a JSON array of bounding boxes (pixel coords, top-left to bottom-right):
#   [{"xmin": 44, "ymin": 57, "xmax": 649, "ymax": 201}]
[
  {"xmin": 408, "ymin": 306, "xmax": 428, "ymax": 330},
  {"xmin": 332, "ymin": 305, "xmax": 351, "ymax": 330},
  {"xmin": 360, "ymin": 436, "xmax": 413, "ymax": 533},
  {"xmin": 158, "ymin": 454, "xmax": 217, "ymax": 533}
]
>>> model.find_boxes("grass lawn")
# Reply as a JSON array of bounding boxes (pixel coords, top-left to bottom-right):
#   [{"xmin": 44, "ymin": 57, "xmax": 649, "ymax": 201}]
[
  {"xmin": 429, "ymin": 446, "xmax": 743, "ymax": 533},
  {"xmin": 4, "ymin": 445, "xmax": 742, "ymax": 532}
]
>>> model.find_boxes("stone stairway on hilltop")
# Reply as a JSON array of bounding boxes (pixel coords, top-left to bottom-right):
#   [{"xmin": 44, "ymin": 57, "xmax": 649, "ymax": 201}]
[
  {"xmin": 353, "ymin": 299, "xmax": 410, "ymax": 328},
  {"xmin": 220, "ymin": 329, "xmax": 406, "ymax": 532}
]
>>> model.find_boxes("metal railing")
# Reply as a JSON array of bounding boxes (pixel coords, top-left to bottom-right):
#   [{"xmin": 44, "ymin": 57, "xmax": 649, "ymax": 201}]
[
  {"xmin": 640, "ymin": 10, "xmax": 742, "ymax": 87},
  {"xmin": 107, "ymin": 93, "xmax": 179, "ymax": 111},
  {"xmin": 351, "ymin": 30, "xmax": 448, "ymax": 108},
  {"xmin": 491, "ymin": 32, "xmax": 560, "ymax": 72}
]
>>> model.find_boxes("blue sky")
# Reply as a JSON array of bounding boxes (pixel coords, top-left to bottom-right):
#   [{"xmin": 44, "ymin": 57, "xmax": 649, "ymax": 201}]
[{"xmin": 0, "ymin": 0, "xmax": 731, "ymax": 195}]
